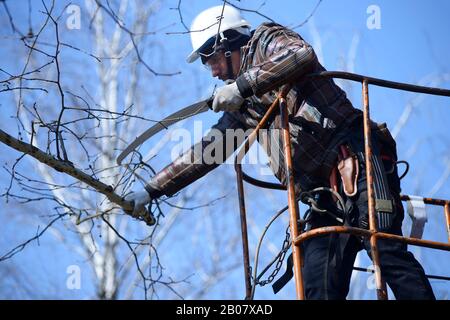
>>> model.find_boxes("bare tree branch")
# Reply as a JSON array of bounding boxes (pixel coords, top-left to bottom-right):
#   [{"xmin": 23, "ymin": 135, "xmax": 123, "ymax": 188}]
[{"xmin": 0, "ymin": 128, "xmax": 155, "ymax": 223}]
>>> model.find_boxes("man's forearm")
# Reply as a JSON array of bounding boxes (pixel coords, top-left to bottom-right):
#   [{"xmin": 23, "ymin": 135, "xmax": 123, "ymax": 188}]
[
  {"xmin": 148, "ymin": 141, "xmax": 221, "ymax": 196},
  {"xmin": 147, "ymin": 112, "xmax": 247, "ymax": 197},
  {"xmin": 237, "ymin": 44, "xmax": 317, "ymax": 98},
  {"xmin": 236, "ymin": 24, "xmax": 318, "ymax": 98}
]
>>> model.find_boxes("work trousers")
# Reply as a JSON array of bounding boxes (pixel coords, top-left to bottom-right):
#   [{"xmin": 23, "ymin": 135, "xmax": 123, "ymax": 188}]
[{"xmin": 302, "ymin": 137, "xmax": 435, "ymax": 300}]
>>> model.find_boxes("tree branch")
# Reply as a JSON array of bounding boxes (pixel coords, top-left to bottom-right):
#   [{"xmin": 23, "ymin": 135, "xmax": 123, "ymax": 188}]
[{"xmin": 0, "ymin": 128, "xmax": 154, "ymax": 225}]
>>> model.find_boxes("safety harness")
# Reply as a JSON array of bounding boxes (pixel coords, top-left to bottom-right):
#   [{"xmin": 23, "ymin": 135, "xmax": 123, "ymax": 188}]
[
  {"xmin": 271, "ymin": 131, "xmax": 400, "ymax": 294},
  {"xmin": 199, "ymin": 29, "xmax": 250, "ymax": 81},
  {"xmin": 218, "ymin": 32, "xmax": 235, "ymax": 80}
]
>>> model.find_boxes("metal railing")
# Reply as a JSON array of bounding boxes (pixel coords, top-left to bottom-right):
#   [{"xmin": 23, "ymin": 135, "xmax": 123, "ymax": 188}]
[{"xmin": 234, "ymin": 71, "xmax": 450, "ymax": 300}]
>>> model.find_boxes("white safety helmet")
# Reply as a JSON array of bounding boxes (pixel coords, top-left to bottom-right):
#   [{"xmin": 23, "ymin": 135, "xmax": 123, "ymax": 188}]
[{"xmin": 186, "ymin": 5, "xmax": 251, "ymax": 63}]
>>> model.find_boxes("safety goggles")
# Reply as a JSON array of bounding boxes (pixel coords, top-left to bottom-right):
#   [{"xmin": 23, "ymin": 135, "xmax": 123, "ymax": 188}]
[
  {"xmin": 198, "ymin": 39, "xmax": 224, "ymax": 64},
  {"xmin": 198, "ymin": 29, "xmax": 246, "ymax": 64},
  {"xmin": 200, "ymin": 50, "xmax": 226, "ymax": 67}
]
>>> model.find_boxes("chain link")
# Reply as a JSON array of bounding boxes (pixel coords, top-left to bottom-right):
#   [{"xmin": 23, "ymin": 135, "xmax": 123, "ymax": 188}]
[{"xmin": 257, "ymin": 225, "xmax": 291, "ymax": 286}]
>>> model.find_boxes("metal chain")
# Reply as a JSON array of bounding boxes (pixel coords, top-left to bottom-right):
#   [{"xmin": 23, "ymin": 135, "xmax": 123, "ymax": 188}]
[{"xmin": 257, "ymin": 225, "xmax": 291, "ymax": 286}]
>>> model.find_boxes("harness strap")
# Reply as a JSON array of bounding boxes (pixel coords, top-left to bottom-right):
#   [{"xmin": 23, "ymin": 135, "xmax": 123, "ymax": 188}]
[
  {"xmin": 272, "ymin": 253, "xmax": 293, "ymax": 294},
  {"xmin": 357, "ymin": 152, "xmax": 395, "ymax": 230},
  {"xmin": 219, "ymin": 33, "xmax": 235, "ymax": 80},
  {"xmin": 406, "ymin": 196, "xmax": 427, "ymax": 239},
  {"xmin": 272, "ymin": 153, "xmax": 395, "ymax": 294}
]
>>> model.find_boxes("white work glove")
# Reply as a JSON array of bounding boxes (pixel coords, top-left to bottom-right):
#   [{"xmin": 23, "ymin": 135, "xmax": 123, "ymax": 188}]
[
  {"xmin": 212, "ymin": 81, "xmax": 244, "ymax": 112},
  {"xmin": 124, "ymin": 190, "xmax": 151, "ymax": 218}
]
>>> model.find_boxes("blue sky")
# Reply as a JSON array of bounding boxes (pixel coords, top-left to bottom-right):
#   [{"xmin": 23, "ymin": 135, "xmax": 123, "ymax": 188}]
[{"xmin": 0, "ymin": 0, "xmax": 449, "ymax": 299}]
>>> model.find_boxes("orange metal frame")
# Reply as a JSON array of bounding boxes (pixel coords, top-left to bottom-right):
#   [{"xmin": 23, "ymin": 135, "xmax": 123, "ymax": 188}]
[{"xmin": 234, "ymin": 71, "xmax": 450, "ymax": 300}]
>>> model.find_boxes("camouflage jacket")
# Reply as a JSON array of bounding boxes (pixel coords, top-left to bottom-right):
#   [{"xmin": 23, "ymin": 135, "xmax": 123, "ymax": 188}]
[{"xmin": 148, "ymin": 23, "xmax": 364, "ymax": 197}]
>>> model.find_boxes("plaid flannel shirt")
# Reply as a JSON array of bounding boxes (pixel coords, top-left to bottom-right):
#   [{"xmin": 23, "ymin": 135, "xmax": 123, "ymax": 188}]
[{"xmin": 148, "ymin": 22, "xmax": 363, "ymax": 196}]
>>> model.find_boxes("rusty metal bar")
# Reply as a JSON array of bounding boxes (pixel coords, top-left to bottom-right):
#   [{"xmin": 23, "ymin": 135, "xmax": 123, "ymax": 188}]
[
  {"xmin": 400, "ymin": 195, "xmax": 450, "ymax": 206},
  {"xmin": 293, "ymin": 226, "xmax": 450, "ymax": 252},
  {"xmin": 235, "ymin": 164, "xmax": 252, "ymax": 299},
  {"xmin": 375, "ymin": 232, "xmax": 450, "ymax": 251},
  {"xmin": 279, "ymin": 96, "xmax": 305, "ymax": 299},
  {"xmin": 235, "ymin": 84, "xmax": 292, "ymax": 165},
  {"xmin": 445, "ymin": 203, "xmax": 450, "ymax": 243},
  {"xmin": 234, "ymin": 85, "xmax": 291, "ymax": 300},
  {"xmin": 235, "ymin": 100, "xmax": 280, "ymax": 166},
  {"xmin": 309, "ymin": 71, "xmax": 450, "ymax": 97},
  {"xmin": 294, "ymin": 226, "xmax": 372, "ymax": 243},
  {"xmin": 362, "ymin": 79, "xmax": 388, "ymax": 300}
]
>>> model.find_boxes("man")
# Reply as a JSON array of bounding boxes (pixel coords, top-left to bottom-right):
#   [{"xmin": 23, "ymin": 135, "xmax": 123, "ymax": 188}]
[{"xmin": 126, "ymin": 5, "xmax": 435, "ymax": 299}]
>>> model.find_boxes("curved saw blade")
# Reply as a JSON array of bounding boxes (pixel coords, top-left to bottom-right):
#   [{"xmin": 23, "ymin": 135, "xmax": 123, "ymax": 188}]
[{"xmin": 116, "ymin": 97, "xmax": 213, "ymax": 166}]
